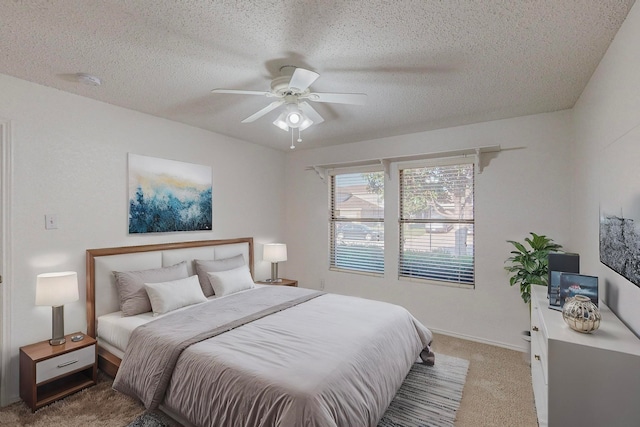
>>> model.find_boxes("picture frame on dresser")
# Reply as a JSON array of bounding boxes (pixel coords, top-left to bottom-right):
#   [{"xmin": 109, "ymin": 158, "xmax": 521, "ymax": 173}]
[
  {"xmin": 547, "ymin": 252, "xmax": 580, "ymax": 310},
  {"xmin": 558, "ymin": 273, "xmax": 598, "ymax": 308},
  {"xmin": 548, "ymin": 271, "xmax": 563, "ymax": 310}
]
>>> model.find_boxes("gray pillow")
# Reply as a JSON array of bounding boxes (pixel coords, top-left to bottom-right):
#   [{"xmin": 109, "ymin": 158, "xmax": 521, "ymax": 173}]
[
  {"xmin": 194, "ymin": 254, "xmax": 245, "ymax": 297},
  {"xmin": 113, "ymin": 261, "xmax": 189, "ymax": 316}
]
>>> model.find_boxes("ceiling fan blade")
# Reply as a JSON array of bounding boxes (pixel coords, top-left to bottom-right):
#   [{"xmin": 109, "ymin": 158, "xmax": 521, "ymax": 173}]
[
  {"xmin": 288, "ymin": 68, "xmax": 320, "ymax": 92},
  {"xmin": 241, "ymin": 100, "xmax": 285, "ymax": 123},
  {"xmin": 212, "ymin": 89, "xmax": 272, "ymax": 96},
  {"xmin": 298, "ymin": 101, "xmax": 324, "ymax": 125},
  {"xmin": 306, "ymin": 92, "xmax": 367, "ymax": 105}
]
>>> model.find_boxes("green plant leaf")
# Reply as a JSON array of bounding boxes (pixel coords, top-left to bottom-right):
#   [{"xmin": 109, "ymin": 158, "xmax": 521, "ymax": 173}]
[
  {"xmin": 504, "ymin": 232, "xmax": 563, "ymax": 307},
  {"xmin": 509, "ymin": 241, "xmax": 527, "ymax": 254}
]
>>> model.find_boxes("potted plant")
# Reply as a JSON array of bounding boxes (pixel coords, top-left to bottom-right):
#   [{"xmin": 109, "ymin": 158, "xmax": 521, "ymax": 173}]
[
  {"xmin": 505, "ymin": 232, "xmax": 562, "ymax": 304},
  {"xmin": 505, "ymin": 232, "xmax": 562, "ymax": 364}
]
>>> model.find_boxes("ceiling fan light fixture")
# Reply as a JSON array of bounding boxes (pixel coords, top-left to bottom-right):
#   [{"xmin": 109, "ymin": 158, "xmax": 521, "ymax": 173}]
[
  {"xmin": 287, "ymin": 111, "xmax": 302, "ymax": 125},
  {"xmin": 284, "ymin": 104, "xmax": 306, "ymax": 128},
  {"xmin": 273, "ymin": 112, "xmax": 289, "ymax": 132},
  {"xmin": 274, "ymin": 108, "xmax": 313, "ymax": 133},
  {"xmin": 299, "ymin": 117, "xmax": 313, "ymax": 131},
  {"xmin": 211, "ymin": 66, "xmax": 366, "ymax": 147}
]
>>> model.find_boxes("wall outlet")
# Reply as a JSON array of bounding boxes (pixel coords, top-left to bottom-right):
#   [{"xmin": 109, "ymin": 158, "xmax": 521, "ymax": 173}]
[
  {"xmin": 320, "ymin": 279, "xmax": 325, "ymax": 290},
  {"xmin": 45, "ymin": 214, "xmax": 58, "ymax": 230}
]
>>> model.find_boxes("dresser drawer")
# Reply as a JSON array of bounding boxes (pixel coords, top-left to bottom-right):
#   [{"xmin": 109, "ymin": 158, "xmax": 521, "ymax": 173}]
[
  {"xmin": 36, "ymin": 345, "xmax": 95, "ymax": 384},
  {"xmin": 531, "ymin": 340, "xmax": 547, "ymax": 385},
  {"xmin": 531, "ymin": 318, "xmax": 548, "ymax": 384}
]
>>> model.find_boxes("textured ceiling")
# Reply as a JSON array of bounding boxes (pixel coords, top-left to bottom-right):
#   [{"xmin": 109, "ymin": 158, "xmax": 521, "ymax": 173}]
[{"xmin": 0, "ymin": 1, "xmax": 634, "ymax": 150}]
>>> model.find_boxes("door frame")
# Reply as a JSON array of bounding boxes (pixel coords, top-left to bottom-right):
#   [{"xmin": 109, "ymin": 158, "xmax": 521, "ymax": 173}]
[{"xmin": 0, "ymin": 119, "xmax": 12, "ymax": 406}]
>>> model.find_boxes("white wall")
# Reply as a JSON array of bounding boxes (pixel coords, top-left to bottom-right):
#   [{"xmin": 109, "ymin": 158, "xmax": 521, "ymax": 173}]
[
  {"xmin": 285, "ymin": 110, "xmax": 574, "ymax": 350},
  {"xmin": 0, "ymin": 74, "xmax": 288, "ymax": 403},
  {"xmin": 572, "ymin": 2, "xmax": 640, "ymax": 335}
]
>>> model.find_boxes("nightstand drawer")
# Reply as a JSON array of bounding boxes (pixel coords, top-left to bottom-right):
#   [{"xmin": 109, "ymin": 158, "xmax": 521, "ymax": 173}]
[{"xmin": 36, "ymin": 345, "xmax": 95, "ymax": 384}]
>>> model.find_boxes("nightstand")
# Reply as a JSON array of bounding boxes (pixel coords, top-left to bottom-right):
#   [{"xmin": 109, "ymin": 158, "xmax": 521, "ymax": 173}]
[
  {"xmin": 20, "ymin": 332, "xmax": 97, "ymax": 412},
  {"xmin": 256, "ymin": 278, "xmax": 298, "ymax": 287}
]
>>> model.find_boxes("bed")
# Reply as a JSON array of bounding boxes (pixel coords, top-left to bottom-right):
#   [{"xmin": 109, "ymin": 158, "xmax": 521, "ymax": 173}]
[{"xmin": 86, "ymin": 238, "xmax": 434, "ymax": 427}]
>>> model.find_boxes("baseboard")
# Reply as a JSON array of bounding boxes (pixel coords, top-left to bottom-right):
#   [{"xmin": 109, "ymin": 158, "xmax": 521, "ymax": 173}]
[
  {"xmin": 429, "ymin": 327, "xmax": 527, "ymax": 353},
  {"xmin": 3, "ymin": 393, "xmax": 20, "ymax": 407}
]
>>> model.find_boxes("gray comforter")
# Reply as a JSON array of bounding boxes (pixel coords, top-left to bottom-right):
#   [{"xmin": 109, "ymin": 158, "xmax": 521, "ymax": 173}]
[{"xmin": 113, "ymin": 286, "xmax": 433, "ymax": 427}]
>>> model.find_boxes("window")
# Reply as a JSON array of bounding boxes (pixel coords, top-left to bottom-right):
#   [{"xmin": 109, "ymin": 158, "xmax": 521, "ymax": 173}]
[
  {"xmin": 399, "ymin": 161, "xmax": 474, "ymax": 286},
  {"xmin": 330, "ymin": 170, "xmax": 384, "ymax": 275}
]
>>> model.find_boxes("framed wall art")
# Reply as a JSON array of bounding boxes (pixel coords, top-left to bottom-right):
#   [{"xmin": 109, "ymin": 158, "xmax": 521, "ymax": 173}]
[
  {"xmin": 600, "ymin": 214, "xmax": 640, "ymax": 286},
  {"xmin": 598, "ymin": 125, "xmax": 640, "ymax": 288},
  {"xmin": 128, "ymin": 153, "xmax": 212, "ymax": 234}
]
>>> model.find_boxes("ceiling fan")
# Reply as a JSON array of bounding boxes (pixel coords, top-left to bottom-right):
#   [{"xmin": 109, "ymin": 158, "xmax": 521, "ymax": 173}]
[{"xmin": 212, "ymin": 66, "xmax": 367, "ymax": 148}]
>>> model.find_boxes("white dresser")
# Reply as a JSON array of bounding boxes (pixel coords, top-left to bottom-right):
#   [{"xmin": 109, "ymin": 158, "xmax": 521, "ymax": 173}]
[{"xmin": 530, "ymin": 285, "xmax": 640, "ymax": 427}]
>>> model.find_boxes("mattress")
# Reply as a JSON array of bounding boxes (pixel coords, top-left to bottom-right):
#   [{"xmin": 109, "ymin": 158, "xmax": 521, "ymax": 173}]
[{"xmin": 98, "ymin": 311, "xmax": 153, "ymax": 355}]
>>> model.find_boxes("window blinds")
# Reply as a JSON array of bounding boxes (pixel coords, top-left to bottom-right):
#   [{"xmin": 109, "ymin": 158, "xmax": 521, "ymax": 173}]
[
  {"xmin": 330, "ymin": 171, "xmax": 384, "ymax": 275},
  {"xmin": 399, "ymin": 163, "xmax": 474, "ymax": 285}
]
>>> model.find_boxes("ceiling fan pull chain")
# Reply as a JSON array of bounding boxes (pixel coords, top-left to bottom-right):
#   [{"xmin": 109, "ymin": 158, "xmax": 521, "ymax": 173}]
[
  {"xmin": 297, "ymin": 128, "xmax": 302, "ymax": 144},
  {"xmin": 290, "ymin": 129, "xmax": 295, "ymax": 149}
]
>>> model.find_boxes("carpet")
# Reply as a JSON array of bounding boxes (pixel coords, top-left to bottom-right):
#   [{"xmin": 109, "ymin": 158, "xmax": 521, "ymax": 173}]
[
  {"xmin": 128, "ymin": 353, "xmax": 469, "ymax": 427},
  {"xmin": 0, "ymin": 372, "xmax": 146, "ymax": 427}
]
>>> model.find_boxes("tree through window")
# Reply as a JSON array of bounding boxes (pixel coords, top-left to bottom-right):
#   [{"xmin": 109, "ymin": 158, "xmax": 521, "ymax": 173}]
[{"xmin": 399, "ymin": 162, "xmax": 474, "ymax": 285}]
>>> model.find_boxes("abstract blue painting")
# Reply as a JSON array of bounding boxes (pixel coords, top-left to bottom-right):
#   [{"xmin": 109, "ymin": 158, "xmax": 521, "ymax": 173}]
[{"xmin": 128, "ymin": 154, "xmax": 212, "ymax": 233}]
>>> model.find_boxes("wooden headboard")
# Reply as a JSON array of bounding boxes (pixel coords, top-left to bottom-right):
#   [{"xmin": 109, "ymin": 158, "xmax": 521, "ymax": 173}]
[{"xmin": 85, "ymin": 238, "xmax": 254, "ymax": 376}]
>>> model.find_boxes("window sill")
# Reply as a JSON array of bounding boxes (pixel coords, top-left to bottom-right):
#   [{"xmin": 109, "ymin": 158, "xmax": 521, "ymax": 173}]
[
  {"xmin": 329, "ymin": 267, "xmax": 384, "ymax": 278},
  {"xmin": 398, "ymin": 275, "xmax": 475, "ymax": 289}
]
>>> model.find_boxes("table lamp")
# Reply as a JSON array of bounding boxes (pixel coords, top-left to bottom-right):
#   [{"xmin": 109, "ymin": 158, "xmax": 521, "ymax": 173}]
[
  {"xmin": 263, "ymin": 243, "xmax": 287, "ymax": 282},
  {"xmin": 35, "ymin": 271, "xmax": 79, "ymax": 345}
]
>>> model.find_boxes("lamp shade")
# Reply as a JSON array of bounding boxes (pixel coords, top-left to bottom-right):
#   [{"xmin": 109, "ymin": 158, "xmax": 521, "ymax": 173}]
[
  {"xmin": 298, "ymin": 117, "xmax": 313, "ymax": 131},
  {"xmin": 273, "ymin": 113, "xmax": 290, "ymax": 131},
  {"xmin": 35, "ymin": 271, "xmax": 79, "ymax": 307},
  {"xmin": 263, "ymin": 243, "xmax": 287, "ymax": 263}
]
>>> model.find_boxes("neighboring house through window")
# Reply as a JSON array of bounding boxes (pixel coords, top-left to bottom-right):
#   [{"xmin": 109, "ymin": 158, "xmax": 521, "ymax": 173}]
[{"xmin": 330, "ymin": 170, "xmax": 384, "ymax": 275}]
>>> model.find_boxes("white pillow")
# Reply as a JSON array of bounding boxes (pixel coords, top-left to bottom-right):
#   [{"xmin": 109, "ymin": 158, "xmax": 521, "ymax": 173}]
[
  {"xmin": 113, "ymin": 261, "xmax": 189, "ymax": 316},
  {"xmin": 144, "ymin": 275, "xmax": 207, "ymax": 316},
  {"xmin": 207, "ymin": 265, "xmax": 254, "ymax": 297},
  {"xmin": 194, "ymin": 254, "xmax": 246, "ymax": 297}
]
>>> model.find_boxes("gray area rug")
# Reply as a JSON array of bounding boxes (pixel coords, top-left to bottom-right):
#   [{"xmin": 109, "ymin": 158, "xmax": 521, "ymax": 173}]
[
  {"xmin": 378, "ymin": 354, "xmax": 469, "ymax": 427},
  {"xmin": 128, "ymin": 409, "xmax": 179, "ymax": 427},
  {"xmin": 128, "ymin": 353, "xmax": 469, "ymax": 427}
]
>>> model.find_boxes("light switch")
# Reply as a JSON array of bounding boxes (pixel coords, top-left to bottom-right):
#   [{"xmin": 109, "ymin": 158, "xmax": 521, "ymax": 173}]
[{"xmin": 45, "ymin": 214, "xmax": 58, "ymax": 230}]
